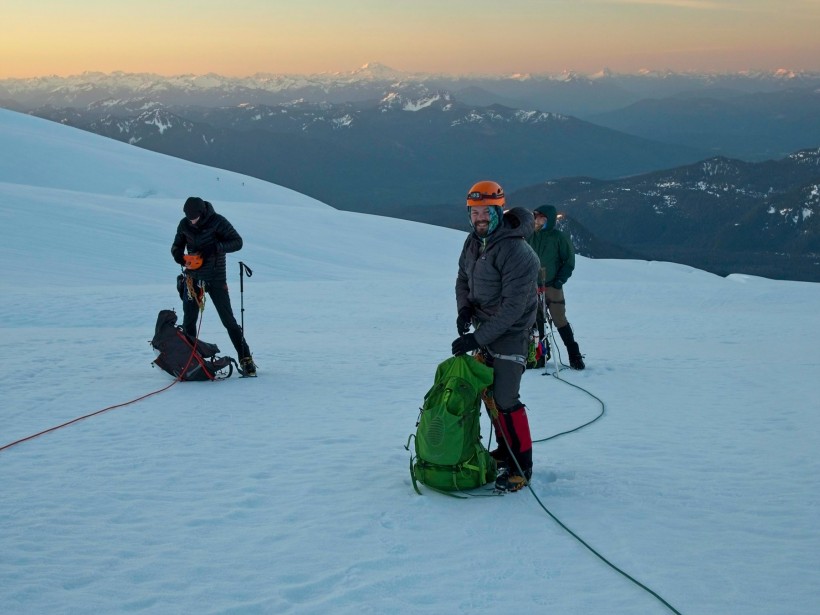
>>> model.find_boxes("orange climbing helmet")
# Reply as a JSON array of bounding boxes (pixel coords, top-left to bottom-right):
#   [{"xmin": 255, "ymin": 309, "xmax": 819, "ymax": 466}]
[{"xmin": 466, "ymin": 180, "xmax": 505, "ymax": 207}]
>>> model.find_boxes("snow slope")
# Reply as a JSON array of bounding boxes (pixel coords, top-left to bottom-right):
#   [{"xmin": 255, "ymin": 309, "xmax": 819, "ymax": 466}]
[{"xmin": 1, "ymin": 108, "xmax": 819, "ymax": 615}]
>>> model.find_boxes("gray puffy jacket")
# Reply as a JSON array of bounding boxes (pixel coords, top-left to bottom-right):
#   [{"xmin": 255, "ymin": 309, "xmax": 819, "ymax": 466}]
[{"xmin": 456, "ymin": 207, "xmax": 540, "ymax": 347}]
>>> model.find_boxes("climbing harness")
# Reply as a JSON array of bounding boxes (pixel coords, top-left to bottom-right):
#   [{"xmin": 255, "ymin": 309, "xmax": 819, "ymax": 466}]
[{"xmin": 485, "ymin": 347, "xmax": 527, "ymax": 367}]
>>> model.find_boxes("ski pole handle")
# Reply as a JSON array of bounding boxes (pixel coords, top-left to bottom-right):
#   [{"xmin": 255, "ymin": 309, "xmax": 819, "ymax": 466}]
[{"xmin": 239, "ymin": 261, "xmax": 252, "ymax": 292}]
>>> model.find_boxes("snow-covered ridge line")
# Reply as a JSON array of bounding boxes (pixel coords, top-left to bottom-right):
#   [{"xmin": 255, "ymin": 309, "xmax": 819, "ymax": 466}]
[{"xmin": 3, "ymin": 65, "xmax": 819, "ymax": 94}]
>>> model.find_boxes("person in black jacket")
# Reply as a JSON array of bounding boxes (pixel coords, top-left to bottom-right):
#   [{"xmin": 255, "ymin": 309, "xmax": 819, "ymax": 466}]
[
  {"xmin": 171, "ymin": 197, "xmax": 256, "ymax": 376},
  {"xmin": 452, "ymin": 180, "xmax": 540, "ymax": 492}
]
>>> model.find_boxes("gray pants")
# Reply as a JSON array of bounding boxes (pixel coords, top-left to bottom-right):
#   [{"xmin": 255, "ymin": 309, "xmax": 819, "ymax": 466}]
[
  {"xmin": 484, "ymin": 329, "xmax": 533, "ymax": 472},
  {"xmin": 485, "ymin": 330, "xmax": 528, "ymax": 410}
]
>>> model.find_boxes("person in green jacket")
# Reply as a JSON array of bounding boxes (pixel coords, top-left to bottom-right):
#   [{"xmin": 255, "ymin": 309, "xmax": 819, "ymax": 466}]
[{"xmin": 528, "ymin": 204, "xmax": 585, "ymax": 370}]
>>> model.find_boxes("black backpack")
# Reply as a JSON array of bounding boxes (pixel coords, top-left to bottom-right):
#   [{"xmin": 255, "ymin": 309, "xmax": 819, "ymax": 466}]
[{"xmin": 151, "ymin": 310, "xmax": 237, "ymax": 380}]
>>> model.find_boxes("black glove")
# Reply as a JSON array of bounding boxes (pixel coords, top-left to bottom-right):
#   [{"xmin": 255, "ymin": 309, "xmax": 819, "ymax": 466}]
[
  {"xmin": 452, "ymin": 333, "xmax": 479, "ymax": 356},
  {"xmin": 173, "ymin": 252, "xmax": 185, "ymax": 266},
  {"xmin": 552, "ymin": 279, "xmax": 564, "ymax": 290},
  {"xmin": 456, "ymin": 306, "xmax": 474, "ymax": 335}
]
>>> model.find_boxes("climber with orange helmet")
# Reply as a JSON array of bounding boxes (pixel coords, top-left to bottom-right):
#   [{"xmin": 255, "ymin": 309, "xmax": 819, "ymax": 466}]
[
  {"xmin": 171, "ymin": 196, "xmax": 256, "ymax": 376},
  {"xmin": 452, "ymin": 180, "xmax": 540, "ymax": 492}
]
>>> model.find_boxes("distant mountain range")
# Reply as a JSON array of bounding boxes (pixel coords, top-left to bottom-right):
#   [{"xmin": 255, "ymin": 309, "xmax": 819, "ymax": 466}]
[
  {"xmin": 509, "ymin": 150, "xmax": 820, "ymax": 282},
  {"xmin": 2, "ymin": 66, "xmax": 819, "ymax": 281},
  {"xmin": 588, "ymin": 88, "xmax": 820, "ymax": 161},
  {"xmin": 3, "ymin": 64, "xmax": 819, "ymax": 117},
  {"xmin": 21, "ymin": 89, "xmax": 711, "ymax": 214}
]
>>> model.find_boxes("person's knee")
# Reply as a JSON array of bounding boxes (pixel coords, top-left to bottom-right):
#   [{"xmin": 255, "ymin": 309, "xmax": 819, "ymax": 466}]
[{"xmin": 493, "ymin": 388, "xmax": 521, "ymax": 411}]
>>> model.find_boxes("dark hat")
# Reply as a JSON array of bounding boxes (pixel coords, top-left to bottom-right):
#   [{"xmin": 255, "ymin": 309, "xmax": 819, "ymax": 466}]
[{"xmin": 184, "ymin": 196, "xmax": 206, "ymax": 220}]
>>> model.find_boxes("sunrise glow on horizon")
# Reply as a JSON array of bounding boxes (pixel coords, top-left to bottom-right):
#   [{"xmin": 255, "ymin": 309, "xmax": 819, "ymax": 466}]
[{"xmin": 3, "ymin": 0, "xmax": 820, "ymax": 79}]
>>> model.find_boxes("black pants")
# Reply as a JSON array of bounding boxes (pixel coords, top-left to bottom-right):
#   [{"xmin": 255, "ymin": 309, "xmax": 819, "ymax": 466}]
[{"xmin": 182, "ymin": 279, "xmax": 250, "ymax": 359}]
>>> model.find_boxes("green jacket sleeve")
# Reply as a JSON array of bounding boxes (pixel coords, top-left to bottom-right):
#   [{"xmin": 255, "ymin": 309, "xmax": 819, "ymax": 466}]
[{"xmin": 554, "ymin": 233, "xmax": 575, "ymax": 287}]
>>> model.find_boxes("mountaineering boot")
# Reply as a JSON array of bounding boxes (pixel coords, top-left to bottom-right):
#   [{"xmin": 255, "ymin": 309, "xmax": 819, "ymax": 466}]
[
  {"xmin": 239, "ymin": 356, "xmax": 257, "ymax": 377},
  {"xmin": 557, "ymin": 324, "xmax": 585, "ymax": 370},
  {"xmin": 490, "ymin": 447, "xmax": 511, "ymax": 469},
  {"xmin": 569, "ymin": 353, "xmax": 585, "ymax": 370},
  {"xmin": 495, "ymin": 466, "xmax": 532, "ymax": 492}
]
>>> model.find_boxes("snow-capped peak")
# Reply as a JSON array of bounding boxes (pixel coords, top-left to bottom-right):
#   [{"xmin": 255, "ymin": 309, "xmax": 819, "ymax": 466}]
[{"xmin": 351, "ymin": 62, "xmax": 406, "ymax": 81}]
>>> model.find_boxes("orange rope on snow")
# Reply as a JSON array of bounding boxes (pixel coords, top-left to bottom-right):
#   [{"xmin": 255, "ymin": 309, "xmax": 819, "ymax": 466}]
[{"xmin": 0, "ymin": 309, "xmax": 205, "ymax": 454}]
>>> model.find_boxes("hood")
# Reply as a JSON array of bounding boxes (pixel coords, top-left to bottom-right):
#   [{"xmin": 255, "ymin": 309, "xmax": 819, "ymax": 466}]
[
  {"xmin": 534, "ymin": 204, "xmax": 558, "ymax": 232},
  {"xmin": 503, "ymin": 207, "xmax": 536, "ymax": 239},
  {"xmin": 479, "ymin": 206, "xmax": 535, "ymax": 243},
  {"xmin": 186, "ymin": 199, "xmax": 216, "ymax": 226}
]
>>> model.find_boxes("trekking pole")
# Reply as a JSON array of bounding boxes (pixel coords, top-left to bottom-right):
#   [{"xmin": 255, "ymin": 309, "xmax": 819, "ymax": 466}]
[
  {"xmin": 549, "ymin": 323, "xmax": 560, "ymax": 374},
  {"xmin": 538, "ymin": 290, "xmax": 547, "ymax": 374},
  {"xmin": 540, "ymin": 291, "xmax": 560, "ymax": 375},
  {"xmin": 239, "ymin": 261, "xmax": 253, "ymax": 337}
]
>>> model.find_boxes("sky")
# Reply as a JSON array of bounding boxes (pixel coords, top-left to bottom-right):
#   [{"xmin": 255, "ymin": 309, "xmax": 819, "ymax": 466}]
[
  {"xmin": 2, "ymin": 0, "xmax": 820, "ymax": 79},
  {"xmin": 2, "ymin": 108, "xmax": 820, "ymax": 614}
]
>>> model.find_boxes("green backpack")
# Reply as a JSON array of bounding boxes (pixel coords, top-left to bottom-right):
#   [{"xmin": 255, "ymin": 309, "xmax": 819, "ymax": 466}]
[{"xmin": 408, "ymin": 355, "xmax": 497, "ymax": 494}]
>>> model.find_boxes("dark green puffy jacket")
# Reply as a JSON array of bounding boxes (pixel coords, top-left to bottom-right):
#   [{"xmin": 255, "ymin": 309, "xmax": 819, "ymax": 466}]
[{"xmin": 527, "ymin": 204, "xmax": 575, "ymax": 289}]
